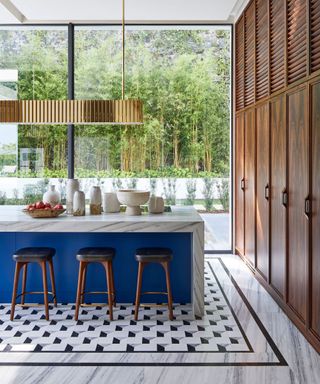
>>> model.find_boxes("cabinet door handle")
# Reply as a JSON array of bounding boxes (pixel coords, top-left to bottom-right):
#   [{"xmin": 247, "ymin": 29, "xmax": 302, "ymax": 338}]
[
  {"xmin": 305, "ymin": 197, "xmax": 311, "ymax": 217},
  {"xmin": 241, "ymin": 178, "xmax": 245, "ymax": 191},
  {"xmin": 265, "ymin": 184, "xmax": 269, "ymax": 200},
  {"xmin": 282, "ymin": 190, "xmax": 288, "ymax": 207}
]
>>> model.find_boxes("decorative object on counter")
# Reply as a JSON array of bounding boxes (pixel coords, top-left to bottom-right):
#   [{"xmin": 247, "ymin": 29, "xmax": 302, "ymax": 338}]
[
  {"xmin": 73, "ymin": 191, "xmax": 86, "ymax": 216},
  {"xmin": 148, "ymin": 195, "xmax": 164, "ymax": 214},
  {"xmin": 102, "ymin": 192, "xmax": 120, "ymax": 213},
  {"xmin": 43, "ymin": 185, "xmax": 61, "ymax": 206},
  {"xmin": 23, "ymin": 201, "xmax": 65, "ymax": 218},
  {"xmin": 66, "ymin": 179, "xmax": 79, "ymax": 215},
  {"xmin": 90, "ymin": 186, "xmax": 102, "ymax": 215},
  {"xmin": 116, "ymin": 190, "xmax": 150, "ymax": 216}
]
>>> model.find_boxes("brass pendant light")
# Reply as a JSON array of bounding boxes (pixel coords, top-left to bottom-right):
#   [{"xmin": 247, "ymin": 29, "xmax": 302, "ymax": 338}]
[{"xmin": 0, "ymin": 0, "xmax": 143, "ymax": 125}]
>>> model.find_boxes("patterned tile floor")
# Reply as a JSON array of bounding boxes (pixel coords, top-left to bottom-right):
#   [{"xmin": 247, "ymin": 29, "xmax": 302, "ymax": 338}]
[{"xmin": 0, "ymin": 261, "xmax": 249, "ymax": 353}]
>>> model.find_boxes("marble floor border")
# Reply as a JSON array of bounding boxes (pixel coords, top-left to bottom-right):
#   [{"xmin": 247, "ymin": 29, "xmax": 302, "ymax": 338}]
[{"xmin": 0, "ymin": 258, "xmax": 288, "ymax": 367}]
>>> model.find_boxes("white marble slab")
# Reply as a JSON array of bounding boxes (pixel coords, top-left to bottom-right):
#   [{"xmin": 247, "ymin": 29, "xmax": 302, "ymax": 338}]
[{"xmin": 0, "ymin": 206, "xmax": 205, "ymax": 317}]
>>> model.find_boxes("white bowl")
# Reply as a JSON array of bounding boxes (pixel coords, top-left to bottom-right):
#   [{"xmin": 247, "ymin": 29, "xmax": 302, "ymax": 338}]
[{"xmin": 116, "ymin": 190, "xmax": 150, "ymax": 215}]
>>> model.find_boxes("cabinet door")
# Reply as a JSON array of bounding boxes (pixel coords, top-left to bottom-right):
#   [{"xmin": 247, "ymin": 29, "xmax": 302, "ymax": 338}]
[
  {"xmin": 244, "ymin": 108, "xmax": 256, "ymax": 266},
  {"xmin": 287, "ymin": 87, "xmax": 309, "ymax": 323},
  {"xmin": 270, "ymin": 95, "xmax": 287, "ymax": 298},
  {"xmin": 256, "ymin": 103, "xmax": 269, "ymax": 280},
  {"xmin": 235, "ymin": 113, "xmax": 245, "ymax": 255},
  {"xmin": 311, "ymin": 81, "xmax": 320, "ymax": 338}
]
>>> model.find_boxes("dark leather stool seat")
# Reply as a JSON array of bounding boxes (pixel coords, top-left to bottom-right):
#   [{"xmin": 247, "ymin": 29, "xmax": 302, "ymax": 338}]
[
  {"xmin": 13, "ymin": 247, "xmax": 55, "ymax": 262},
  {"xmin": 134, "ymin": 247, "xmax": 174, "ymax": 321},
  {"xmin": 135, "ymin": 247, "xmax": 173, "ymax": 263},
  {"xmin": 10, "ymin": 247, "xmax": 57, "ymax": 321},
  {"xmin": 76, "ymin": 247, "xmax": 115, "ymax": 262},
  {"xmin": 74, "ymin": 247, "xmax": 116, "ymax": 321}
]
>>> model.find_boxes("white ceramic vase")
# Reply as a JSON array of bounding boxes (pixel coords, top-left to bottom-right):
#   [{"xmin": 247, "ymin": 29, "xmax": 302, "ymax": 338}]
[
  {"xmin": 90, "ymin": 186, "xmax": 102, "ymax": 215},
  {"xmin": 66, "ymin": 179, "xmax": 79, "ymax": 214},
  {"xmin": 148, "ymin": 195, "xmax": 165, "ymax": 214},
  {"xmin": 73, "ymin": 191, "xmax": 85, "ymax": 216},
  {"xmin": 103, "ymin": 192, "xmax": 120, "ymax": 213},
  {"xmin": 43, "ymin": 185, "xmax": 60, "ymax": 206}
]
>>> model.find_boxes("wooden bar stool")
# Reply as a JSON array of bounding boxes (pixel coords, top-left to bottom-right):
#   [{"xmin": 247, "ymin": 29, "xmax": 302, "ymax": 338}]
[
  {"xmin": 10, "ymin": 247, "xmax": 57, "ymax": 321},
  {"xmin": 134, "ymin": 247, "xmax": 174, "ymax": 321},
  {"xmin": 74, "ymin": 247, "xmax": 116, "ymax": 321}
]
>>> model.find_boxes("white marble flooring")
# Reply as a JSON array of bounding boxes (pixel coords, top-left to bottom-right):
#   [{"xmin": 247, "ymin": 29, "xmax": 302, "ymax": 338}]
[{"xmin": 0, "ymin": 254, "xmax": 319, "ymax": 384}]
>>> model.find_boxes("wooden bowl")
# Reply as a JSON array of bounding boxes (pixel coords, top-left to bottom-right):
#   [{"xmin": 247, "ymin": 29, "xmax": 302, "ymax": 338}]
[{"xmin": 22, "ymin": 208, "xmax": 66, "ymax": 218}]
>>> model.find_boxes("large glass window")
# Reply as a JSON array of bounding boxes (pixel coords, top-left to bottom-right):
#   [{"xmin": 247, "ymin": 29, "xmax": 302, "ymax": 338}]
[
  {"xmin": 0, "ymin": 26, "xmax": 68, "ymax": 203},
  {"xmin": 0, "ymin": 24, "xmax": 231, "ymax": 251},
  {"xmin": 74, "ymin": 25, "xmax": 231, "ymax": 250}
]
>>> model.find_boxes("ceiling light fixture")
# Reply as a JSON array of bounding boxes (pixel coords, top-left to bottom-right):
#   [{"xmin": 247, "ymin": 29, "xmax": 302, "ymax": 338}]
[{"xmin": 0, "ymin": 0, "xmax": 143, "ymax": 125}]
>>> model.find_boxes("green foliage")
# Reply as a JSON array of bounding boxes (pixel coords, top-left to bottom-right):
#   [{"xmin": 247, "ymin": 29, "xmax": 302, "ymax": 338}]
[
  {"xmin": 202, "ymin": 178, "xmax": 215, "ymax": 212},
  {"xmin": 162, "ymin": 178, "xmax": 177, "ymax": 205},
  {"xmin": 185, "ymin": 179, "xmax": 197, "ymax": 205},
  {"xmin": 217, "ymin": 179, "xmax": 230, "ymax": 211},
  {"xmin": 0, "ymin": 28, "xmax": 231, "ymax": 177}
]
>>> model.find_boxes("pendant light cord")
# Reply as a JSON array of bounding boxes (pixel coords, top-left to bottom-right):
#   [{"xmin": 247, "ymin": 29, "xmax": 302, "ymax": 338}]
[{"xmin": 122, "ymin": 0, "xmax": 125, "ymax": 100}]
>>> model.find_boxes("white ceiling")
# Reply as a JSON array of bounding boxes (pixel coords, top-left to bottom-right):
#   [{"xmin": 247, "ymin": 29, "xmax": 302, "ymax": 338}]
[{"xmin": 0, "ymin": 0, "xmax": 247, "ymax": 24}]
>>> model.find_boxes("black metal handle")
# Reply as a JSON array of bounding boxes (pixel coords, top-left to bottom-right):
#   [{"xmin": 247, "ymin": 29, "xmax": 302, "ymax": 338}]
[
  {"xmin": 265, "ymin": 184, "xmax": 269, "ymax": 200},
  {"xmin": 305, "ymin": 197, "xmax": 311, "ymax": 217},
  {"xmin": 241, "ymin": 178, "xmax": 245, "ymax": 191},
  {"xmin": 282, "ymin": 190, "xmax": 288, "ymax": 207}
]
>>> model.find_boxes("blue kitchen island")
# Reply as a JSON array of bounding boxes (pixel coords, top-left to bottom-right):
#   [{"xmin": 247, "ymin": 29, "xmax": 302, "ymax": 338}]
[{"xmin": 0, "ymin": 206, "xmax": 204, "ymax": 317}]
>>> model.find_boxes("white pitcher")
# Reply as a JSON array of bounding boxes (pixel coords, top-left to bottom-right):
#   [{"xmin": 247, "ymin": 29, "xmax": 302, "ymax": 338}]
[{"xmin": 148, "ymin": 195, "xmax": 164, "ymax": 214}]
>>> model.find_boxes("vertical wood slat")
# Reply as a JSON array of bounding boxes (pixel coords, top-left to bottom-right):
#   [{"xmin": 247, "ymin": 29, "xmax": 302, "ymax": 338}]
[
  {"xmin": 310, "ymin": 0, "xmax": 320, "ymax": 73},
  {"xmin": 236, "ymin": 15, "xmax": 245, "ymax": 111},
  {"xmin": 270, "ymin": 0, "xmax": 286, "ymax": 93},
  {"xmin": 244, "ymin": 0, "xmax": 256, "ymax": 107},
  {"xmin": 255, "ymin": 0, "xmax": 269, "ymax": 100},
  {"xmin": 287, "ymin": 0, "xmax": 308, "ymax": 84}
]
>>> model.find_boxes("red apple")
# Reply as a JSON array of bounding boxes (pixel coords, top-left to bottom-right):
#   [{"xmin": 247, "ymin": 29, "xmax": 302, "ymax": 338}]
[
  {"xmin": 53, "ymin": 204, "xmax": 63, "ymax": 210},
  {"xmin": 35, "ymin": 201, "xmax": 45, "ymax": 209},
  {"xmin": 44, "ymin": 203, "xmax": 51, "ymax": 208}
]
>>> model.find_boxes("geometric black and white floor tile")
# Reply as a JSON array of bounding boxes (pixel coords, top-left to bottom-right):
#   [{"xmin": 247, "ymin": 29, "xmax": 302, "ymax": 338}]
[
  {"xmin": 0, "ymin": 261, "xmax": 249, "ymax": 353},
  {"xmin": 0, "ymin": 258, "xmax": 287, "ymax": 366}
]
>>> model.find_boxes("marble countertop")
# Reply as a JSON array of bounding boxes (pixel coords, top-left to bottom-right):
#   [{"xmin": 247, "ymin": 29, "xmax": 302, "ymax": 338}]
[{"xmin": 0, "ymin": 205, "xmax": 204, "ymax": 232}]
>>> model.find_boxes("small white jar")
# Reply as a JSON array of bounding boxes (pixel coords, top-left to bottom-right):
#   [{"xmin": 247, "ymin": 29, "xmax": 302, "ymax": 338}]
[
  {"xmin": 90, "ymin": 186, "xmax": 102, "ymax": 215},
  {"xmin": 103, "ymin": 192, "xmax": 120, "ymax": 213},
  {"xmin": 43, "ymin": 185, "xmax": 60, "ymax": 206},
  {"xmin": 73, "ymin": 191, "xmax": 85, "ymax": 216}
]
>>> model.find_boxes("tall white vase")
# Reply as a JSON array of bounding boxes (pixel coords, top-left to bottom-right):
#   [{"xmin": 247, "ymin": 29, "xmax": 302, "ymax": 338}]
[{"xmin": 66, "ymin": 179, "xmax": 79, "ymax": 214}]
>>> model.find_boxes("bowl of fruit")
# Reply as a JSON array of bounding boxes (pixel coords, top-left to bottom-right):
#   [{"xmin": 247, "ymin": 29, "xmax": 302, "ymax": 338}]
[{"xmin": 23, "ymin": 201, "xmax": 65, "ymax": 218}]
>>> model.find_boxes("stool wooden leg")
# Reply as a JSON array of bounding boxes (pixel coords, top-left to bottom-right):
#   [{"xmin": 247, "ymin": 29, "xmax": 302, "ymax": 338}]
[
  {"xmin": 48, "ymin": 259, "xmax": 57, "ymax": 307},
  {"xmin": 75, "ymin": 261, "xmax": 86, "ymax": 321},
  {"xmin": 80, "ymin": 263, "xmax": 87, "ymax": 305},
  {"xmin": 21, "ymin": 263, "xmax": 28, "ymax": 305},
  {"xmin": 10, "ymin": 262, "xmax": 23, "ymax": 321},
  {"xmin": 103, "ymin": 261, "xmax": 114, "ymax": 321},
  {"xmin": 109, "ymin": 261, "xmax": 116, "ymax": 307},
  {"xmin": 162, "ymin": 261, "xmax": 174, "ymax": 321},
  {"xmin": 134, "ymin": 262, "xmax": 145, "ymax": 321},
  {"xmin": 40, "ymin": 261, "xmax": 49, "ymax": 321}
]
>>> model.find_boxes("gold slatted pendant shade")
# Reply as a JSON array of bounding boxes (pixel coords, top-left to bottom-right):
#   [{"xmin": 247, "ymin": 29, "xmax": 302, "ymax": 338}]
[{"xmin": 0, "ymin": 99, "xmax": 143, "ymax": 125}]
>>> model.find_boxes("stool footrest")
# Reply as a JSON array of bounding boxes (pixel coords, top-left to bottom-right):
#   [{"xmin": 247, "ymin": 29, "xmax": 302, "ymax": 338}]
[
  {"xmin": 140, "ymin": 303, "xmax": 171, "ymax": 308},
  {"xmin": 141, "ymin": 291, "xmax": 168, "ymax": 296}
]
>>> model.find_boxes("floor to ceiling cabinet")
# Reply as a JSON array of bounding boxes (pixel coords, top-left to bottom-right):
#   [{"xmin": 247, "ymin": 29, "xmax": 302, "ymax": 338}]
[
  {"xmin": 270, "ymin": 95, "xmax": 286, "ymax": 299},
  {"xmin": 287, "ymin": 86, "xmax": 309, "ymax": 324},
  {"xmin": 235, "ymin": 113, "xmax": 245, "ymax": 256},
  {"xmin": 311, "ymin": 79, "xmax": 320, "ymax": 338},
  {"xmin": 244, "ymin": 108, "xmax": 256, "ymax": 267},
  {"xmin": 256, "ymin": 102, "xmax": 269, "ymax": 281}
]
